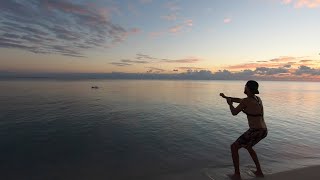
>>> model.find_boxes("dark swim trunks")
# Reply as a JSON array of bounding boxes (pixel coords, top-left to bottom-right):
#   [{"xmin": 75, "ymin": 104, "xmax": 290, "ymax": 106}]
[{"xmin": 235, "ymin": 128, "xmax": 268, "ymax": 148}]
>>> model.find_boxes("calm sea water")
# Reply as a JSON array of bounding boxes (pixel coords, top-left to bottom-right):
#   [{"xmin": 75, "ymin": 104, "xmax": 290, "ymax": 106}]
[{"xmin": 1, "ymin": 80, "xmax": 320, "ymax": 180}]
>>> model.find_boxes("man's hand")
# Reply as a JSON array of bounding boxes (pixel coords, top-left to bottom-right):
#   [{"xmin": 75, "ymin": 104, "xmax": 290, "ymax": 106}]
[{"xmin": 220, "ymin": 93, "xmax": 227, "ymax": 98}]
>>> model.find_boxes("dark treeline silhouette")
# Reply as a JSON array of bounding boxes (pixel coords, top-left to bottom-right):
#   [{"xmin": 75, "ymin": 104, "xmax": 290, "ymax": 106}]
[{"xmin": 0, "ymin": 65, "xmax": 318, "ymax": 81}]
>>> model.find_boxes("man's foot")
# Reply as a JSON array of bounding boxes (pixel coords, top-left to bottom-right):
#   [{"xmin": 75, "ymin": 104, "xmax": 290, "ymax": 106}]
[
  {"xmin": 227, "ymin": 173, "xmax": 242, "ymax": 180},
  {"xmin": 252, "ymin": 170, "xmax": 264, "ymax": 177}
]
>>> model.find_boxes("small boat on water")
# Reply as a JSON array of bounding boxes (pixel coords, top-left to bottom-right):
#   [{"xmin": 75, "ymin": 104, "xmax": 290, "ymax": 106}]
[{"xmin": 91, "ymin": 86, "xmax": 99, "ymax": 89}]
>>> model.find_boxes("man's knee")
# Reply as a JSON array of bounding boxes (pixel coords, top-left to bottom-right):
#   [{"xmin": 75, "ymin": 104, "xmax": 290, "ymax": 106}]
[{"xmin": 231, "ymin": 142, "xmax": 240, "ymax": 151}]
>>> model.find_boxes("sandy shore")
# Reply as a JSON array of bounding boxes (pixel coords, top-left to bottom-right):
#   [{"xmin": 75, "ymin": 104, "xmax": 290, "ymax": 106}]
[
  {"xmin": 250, "ymin": 165, "xmax": 320, "ymax": 180},
  {"xmin": 153, "ymin": 165, "xmax": 320, "ymax": 180}
]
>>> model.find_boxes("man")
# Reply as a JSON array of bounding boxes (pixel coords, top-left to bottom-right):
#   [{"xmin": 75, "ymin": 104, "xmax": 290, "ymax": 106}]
[{"xmin": 220, "ymin": 80, "xmax": 268, "ymax": 180}]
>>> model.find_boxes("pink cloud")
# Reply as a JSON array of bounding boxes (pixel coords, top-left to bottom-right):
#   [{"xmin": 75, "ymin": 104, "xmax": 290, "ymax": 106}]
[
  {"xmin": 226, "ymin": 56, "xmax": 319, "ymax": 71},
  {"xmin": 282, "ymin": 0, "xmax": 292, "ymax": 4},
  {"xmin": 294, "ymin": 0, "xmax": 320, "ymax": 8},
  {"xmin": 115, "ymin": 28, "xmax": 141, "ymax": 43},
  {"xmin": 185, "ymin": 19, "xmax": 193, "ymax": 26},
  {"xmin": 223, "ymin": 18, "xmax": 232, "ymax": 23},
  {"xmin": 161, "ymin": 13, "xmax": 178, "ymax": 21},
  {"xmin": 129, "ymin": 28, "xmax": 141, "ymax": 34},
  {"xmin": 169, "ymin": 20, "xmax": 193, "ymax": 34},
  {"xmin": 169, "ymin": 25, "xmax": 183, "ymax": 33},
  {"xmin": 282, "ymin": 0, "xmax": 320, "ymax": 8}
]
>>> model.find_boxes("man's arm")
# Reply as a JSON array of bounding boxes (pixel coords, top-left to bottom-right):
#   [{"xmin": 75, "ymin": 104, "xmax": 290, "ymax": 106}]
[
  {"xmin": 220, "ymin": 93, "xmax": 243, "ymax": 103},
  {"xmin": 229, "ymin": 97, "xmax": 243, "ymax": 103},
  {"xmin": 228, "ymin": 98, "xmax": 246, "ymax": 116}
]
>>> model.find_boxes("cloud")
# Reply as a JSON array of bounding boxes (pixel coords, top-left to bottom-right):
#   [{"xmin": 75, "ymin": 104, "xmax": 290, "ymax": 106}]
[
  {"xmin": 110, "ymin": 62, "xmax": 132, "ymax": 66},
  {"xmin": 177, "ymin": 67, "xmax": 205, "ymax": 70},
  {"xmin": 161, "ymin": 13, "xmax": 178, "ymax": 21},
  {"xmin": 146, "ymin": 67, "xmax": 165, "ymax": 73},
  {"xmin": 121, "ymin": 59, "xmax": 148, "ymax": 64},
  {"xmin": 295, "ymin": 65, "xmax": 320, "ymax": 75},
  {"xmin": 2, "ymin": 33, "xmax": 20, "ymax": 39},
  {"xmin": 295, "ymin": 0, "xmax": 320, "ymax": 8},
  {"xmin": 185, "ymin": 19, "xmax": 193, "ymax": 26},
  {"xmin": 255, "ymin": 67, "xmax": 289, "ymax": 75},
  {"xmin": 169, "ymin": 25, "xmax": 183, "ymax": 33},
  {"xmin": 227, "ymin": 63, "xmax": 262, "ymax": 70},
  {"xmin": 161, "ymin": 57, "xmax": 200, "ymax": 63},
  {"xmin": 299, "ymin": 60, "xmax": 313, "ymax": 63},
  {"xmin": 219, "ymin": 56, "xmax": 320, "ymax": 80},
  {"xmin": 0, "ymin": 41, "xmax": 33, "ymax": 51},
  {"xmin": 110, "ymin": 54, "xmax": 201, "ymax": 70},
  {"xmin": 136, "ymin": 53, "xmax": 157, "ymax": 60},
  {"xmin": 296, "ymin": 59, "xmax": 319, "ymax": 67},
  {"xmin": 283, "ymin": 64, "xmax": 292, "ymax": 68},
  {"xmin": 156, "ymin": 2, "xmax": 192, "ymax": 35},
  {"xmin": 282, "ymin": 0, "xmax": 320, "ymax": 8},
  {"xmin": 129, "ymin": 28, "xmax": 142, "ymax": 34},
  {"xmin": 168, "ymin": 20, "xmax": 193, "ymax": 34},
  {"xmin": 111, "ymin": 53, "xmax": 202, "ymax": 69},
  {"xmin": 212, "ymin": 70, "xmax": 234, "ymax": 80},
  {"xmin": 227, "ymin": 56, "xmax": 306, "ymax": 70},
  {"xmin": 110, "ymin": 53, "xmax": 157, "ymax": 66},
  {"xmin": 282, "ymin": 0, "xmax": 293, "ymax": 4},
  {"xmin": 0, "ymin": 0, "xmax": 137, "ymax": 57},
  {"xmin": 4, "ymin": 65, "xmax": 320, "ymax": 81},
  {"xmin": 211, "ymin": 67, "xmax": 291, "ymax": 80},
  {"xmin": 269, "ymin": 56, "xmax": 297, "ymax": 62},
  {"xmin": 223, "ymin": 18, "xmax": 232, "ymax": 23},
  {"xmin": 0, "ymin": 37, "xmax": 23, "ymax": 44}
]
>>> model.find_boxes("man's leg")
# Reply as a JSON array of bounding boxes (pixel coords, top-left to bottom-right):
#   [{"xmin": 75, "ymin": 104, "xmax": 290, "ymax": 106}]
[
  {"xmin": 230, "ymin": 142, "xmax": 241, "ymax": 178},
  {"xmin": 246, "ymin": 146, "xmax": 264, "ymax": 177}
]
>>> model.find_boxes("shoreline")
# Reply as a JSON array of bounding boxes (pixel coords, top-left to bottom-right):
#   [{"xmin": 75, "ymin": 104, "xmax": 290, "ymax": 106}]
[
  {"xmin": 153, "ymin": 165, "xmax": 320, "ymax": 180},
  {"xmin": 250, "ymin": 165, "xmax": 320, "ymax": 180}
]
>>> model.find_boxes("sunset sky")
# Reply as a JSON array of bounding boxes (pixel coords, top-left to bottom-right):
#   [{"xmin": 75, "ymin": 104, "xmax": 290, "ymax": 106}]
[{"xmin": 0, "ymin": 0, "xmax": 320, "ymax": 80}]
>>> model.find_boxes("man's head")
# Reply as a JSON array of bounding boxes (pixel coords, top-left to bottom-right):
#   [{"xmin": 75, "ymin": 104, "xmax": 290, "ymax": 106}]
[{"xmin": 244, "ymin": 80, "xmax": 259, "ymax": 95}]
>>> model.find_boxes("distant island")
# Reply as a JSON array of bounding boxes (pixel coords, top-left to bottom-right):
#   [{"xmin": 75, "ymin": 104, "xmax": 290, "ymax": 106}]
[{"xmin": 0, "ymin": 67, "xmax": 319, "ymax": 82}]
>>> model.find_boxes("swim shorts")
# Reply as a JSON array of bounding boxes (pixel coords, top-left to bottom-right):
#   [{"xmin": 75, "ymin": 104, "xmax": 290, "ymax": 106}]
[{"xmin": 235, "ymin": 128, "xmax": 268, "ymax": 148}]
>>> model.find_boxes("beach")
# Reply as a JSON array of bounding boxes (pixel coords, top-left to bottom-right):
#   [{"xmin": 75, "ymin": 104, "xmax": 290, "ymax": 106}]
[
  {"xmin": 154, "ymin": 165, "xmax": 320, "ymax": 180},
  {"xmin": 252, "ymin": 165, "xmax": 320, "ymax": 180}
]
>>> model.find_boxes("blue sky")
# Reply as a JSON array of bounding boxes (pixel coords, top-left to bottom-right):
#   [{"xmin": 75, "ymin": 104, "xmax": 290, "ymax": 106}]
[{"xmin": 0, "ymin": 0, "xmax": 320, "ymax": 80}]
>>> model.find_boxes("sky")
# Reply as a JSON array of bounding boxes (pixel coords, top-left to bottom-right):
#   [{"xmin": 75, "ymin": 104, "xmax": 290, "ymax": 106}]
[{"xmin": 0, "ymin": 0, "xmax": 320, "ymax": 80}]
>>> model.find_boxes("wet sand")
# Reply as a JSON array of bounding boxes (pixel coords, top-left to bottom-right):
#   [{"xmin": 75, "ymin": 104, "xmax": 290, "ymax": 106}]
[
  {"xmin": 153, "ymin": 165, "xmax": 320, "ymax": 180},
  {"xmin": 250, "ymin": 165, "xmax": 320, "ymax": 180}
]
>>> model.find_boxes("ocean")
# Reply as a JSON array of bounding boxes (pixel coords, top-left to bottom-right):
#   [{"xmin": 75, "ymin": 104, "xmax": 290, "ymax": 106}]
[{"xmin": 1, "ymin": 79, "xmax": 320, "ymax": 180}]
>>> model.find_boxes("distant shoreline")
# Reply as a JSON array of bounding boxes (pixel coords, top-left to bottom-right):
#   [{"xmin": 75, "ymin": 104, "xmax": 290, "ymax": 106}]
[
  {"xmin": 1, "ymin": 70, "xmax": 319, "ymax": 82},
  {"xmin": 0, "ymin": 77, "xmax": 319, "ymax": 82}
]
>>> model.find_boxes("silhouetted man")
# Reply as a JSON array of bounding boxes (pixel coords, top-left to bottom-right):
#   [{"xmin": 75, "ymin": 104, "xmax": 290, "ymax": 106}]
[{"xmin": 220, "ymin": 80, "xmax": 267, "ymax": 180}]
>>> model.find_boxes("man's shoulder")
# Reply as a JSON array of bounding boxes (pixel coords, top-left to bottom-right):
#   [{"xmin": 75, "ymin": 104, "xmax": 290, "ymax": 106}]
[
  {"xmin": 241, "ymin": 97, "xmax": 249, "ymax": 101},
  {"xmin": 240, "ymin": 97, "xmax": 249, "ymax": 104}
]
